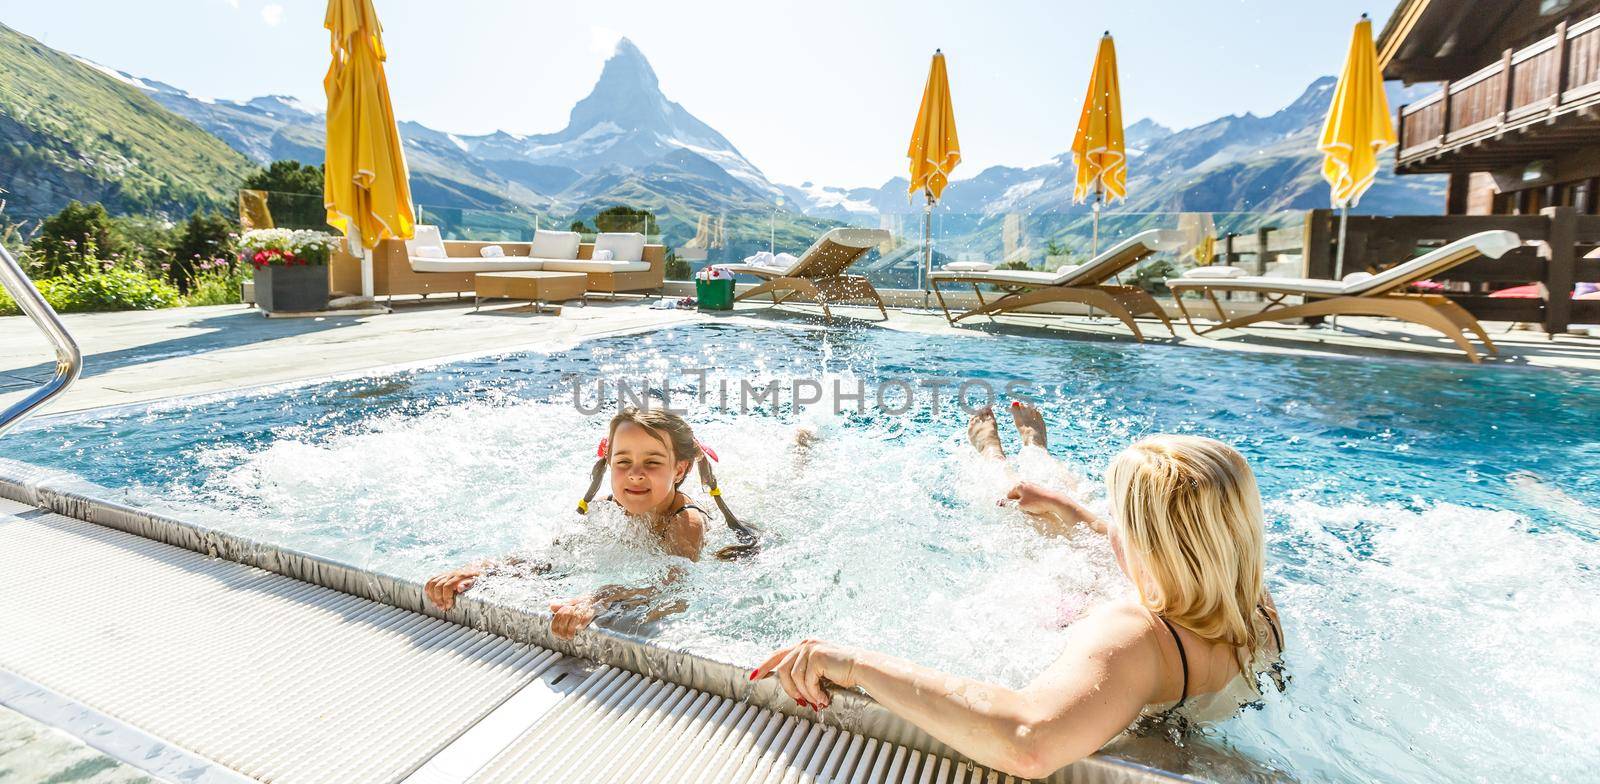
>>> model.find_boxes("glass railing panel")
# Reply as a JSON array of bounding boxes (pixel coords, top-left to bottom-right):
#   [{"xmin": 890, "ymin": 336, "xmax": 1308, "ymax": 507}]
[{"xmin": 238, "ymin": 190, "xmax": 1308, "ymax": 297}]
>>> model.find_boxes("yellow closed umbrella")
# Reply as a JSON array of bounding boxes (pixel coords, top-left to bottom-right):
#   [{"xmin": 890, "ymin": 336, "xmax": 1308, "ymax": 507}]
[
  {"xmin": 907, "ymin": 50, "xmax": 961, "ymax": 204},
  {"xmin": 324, "ymin": 0, "xmax": 414, "ymax": 301},
  {"xmin": 1071, "ymin": 33, "xmax": 1126, "ymax": 254},
  {"xmin": 906, "ymin": 50, "xmax": 960, "ymax": 298},
  {"xmin": 1319, "ymin": 13, "xmax": 1395, "ymax": 277}
]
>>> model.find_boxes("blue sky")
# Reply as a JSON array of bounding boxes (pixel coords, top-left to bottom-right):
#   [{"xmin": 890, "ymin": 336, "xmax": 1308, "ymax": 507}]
[{"xmin": 1, "ymin": 0, "xmax": 1399, "ymax": 188}]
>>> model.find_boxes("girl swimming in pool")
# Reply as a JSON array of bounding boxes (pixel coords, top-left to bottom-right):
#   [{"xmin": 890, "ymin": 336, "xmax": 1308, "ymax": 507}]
[
  {"xmin": 424, "ymin": 407, "xmax": 757, "ymax": 640},
  {"xmin": 756, "ymin": 405, "xmax": 1284, "ymax": 779}
]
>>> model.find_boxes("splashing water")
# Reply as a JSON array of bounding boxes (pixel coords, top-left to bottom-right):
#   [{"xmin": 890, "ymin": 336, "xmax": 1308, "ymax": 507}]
[{"xmin": 6, "ymin": 323, "xmax": 1599, "ymax": 782}]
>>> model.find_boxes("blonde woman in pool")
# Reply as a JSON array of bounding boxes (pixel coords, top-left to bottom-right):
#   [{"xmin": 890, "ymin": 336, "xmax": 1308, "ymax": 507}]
[
  {"xmin": 424, "ymin": 407, "xmax": 757, "ymax": 639},
  {"xmin": 757, "ymin": 409, "xmax": 1285, "ymax": 780}
]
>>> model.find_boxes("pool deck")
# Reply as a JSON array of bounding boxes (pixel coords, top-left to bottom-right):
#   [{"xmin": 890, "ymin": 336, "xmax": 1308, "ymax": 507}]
[
  {"xmin": 0, "ymin": 297, "xmax": 1596, "ymax": 783},
  {"xmin": 0, "ymin": 296, "xmax": 1597, "ymax": 415}
]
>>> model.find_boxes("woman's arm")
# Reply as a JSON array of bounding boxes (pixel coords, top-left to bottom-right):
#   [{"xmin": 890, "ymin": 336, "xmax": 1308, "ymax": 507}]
[
  {"xmin": 1004, "ymin": 481, "xmax": 1111, "ymax": 536},
  {"xmin": 755, "ymin": 604, "xmax": 1161, "ymax": 779}
]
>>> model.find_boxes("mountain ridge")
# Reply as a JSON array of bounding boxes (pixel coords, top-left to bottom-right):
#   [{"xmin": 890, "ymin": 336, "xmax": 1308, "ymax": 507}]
[
  {"xmin": 0, "ymin": 23, "xmax": 254, "ymax": 223},
  {"xmin": 3, "ymin": 28, "xmax": 1446, "ymax": 230}
]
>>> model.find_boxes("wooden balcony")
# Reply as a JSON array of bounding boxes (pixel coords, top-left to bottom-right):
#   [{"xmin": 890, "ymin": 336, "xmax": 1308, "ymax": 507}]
[{"xmin": 1397, "ymin": 12, "xmax": 1600, "ymax": 173}]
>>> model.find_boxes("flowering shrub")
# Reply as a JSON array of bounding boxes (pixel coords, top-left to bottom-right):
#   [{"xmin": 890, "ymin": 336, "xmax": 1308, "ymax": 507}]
[
  {"xmin": 0, "ymin": 269, "xmax": 182, "ymax": 315},
  {"xmin": 183, "ymin": 261, "xmax": 249, "ymax": 306},
  {"xmin": 238, "ymin": 228, "xmax": 339, "ymax": 268}
]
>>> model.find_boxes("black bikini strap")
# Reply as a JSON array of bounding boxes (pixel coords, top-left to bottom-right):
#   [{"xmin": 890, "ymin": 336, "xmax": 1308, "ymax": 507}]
[
  {"xmin": 1157, "ymin": 616, "xmax": 1189, "ymax": 710},
  {"xmin": 665, "ymin": 498, "xmax": 710, "ymax": 520},
  {"xmin": 1257, "ymin": 604, "xmax": 1284, "ymax": 652}
]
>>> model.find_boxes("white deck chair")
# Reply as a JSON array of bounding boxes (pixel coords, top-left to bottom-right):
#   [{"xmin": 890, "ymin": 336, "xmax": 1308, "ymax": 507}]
[
  {"xmin": 1167, "ymin": 230, "xmax": 1521, "ymax": 363},
  {"xmin": 718, "ymin": 228, "xmax": 892, "ymax": 322},
  {"xmin": 928, "ymin": 229, "xmax": 1184, "ymax": 340}
]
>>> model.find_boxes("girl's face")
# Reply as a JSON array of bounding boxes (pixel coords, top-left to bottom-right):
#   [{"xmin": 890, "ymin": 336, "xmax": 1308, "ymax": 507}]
[{"xmin": 608, "ymin": 421, "xmax": 690, "ymax": 516}]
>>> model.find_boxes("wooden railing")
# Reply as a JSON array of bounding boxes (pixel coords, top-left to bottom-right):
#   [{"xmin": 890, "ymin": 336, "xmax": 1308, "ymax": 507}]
[
  {"xmin": 1398, "ymin": 12, "xmax": 1600, "ymax": 161},
  {"xmin": 1303, "ymin": 207, "xmax": 1600, "ymax": 333}
]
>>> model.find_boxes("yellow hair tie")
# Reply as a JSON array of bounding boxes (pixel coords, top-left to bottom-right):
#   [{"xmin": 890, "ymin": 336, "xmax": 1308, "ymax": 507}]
[
  {"xmin": 709, "ymin": 487, "xmax": 721, "ymax": 496},
  {"xmin": 577, "ymin": 499, "xmax": 589, "ymax": 513}
]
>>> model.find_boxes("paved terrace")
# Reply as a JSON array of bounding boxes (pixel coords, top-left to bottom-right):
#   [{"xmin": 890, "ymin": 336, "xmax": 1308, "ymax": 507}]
[
  {"xmin": 0, "ymin": 297, "xmax": 1597, "ymax": 784},
  {"xmin": 1, "ymin": 297, "xmax": 1598, "ymax": 415}
]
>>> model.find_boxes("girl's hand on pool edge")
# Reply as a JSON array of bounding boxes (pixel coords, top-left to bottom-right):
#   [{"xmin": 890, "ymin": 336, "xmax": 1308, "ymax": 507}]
[
  {"xmin": 425, "ymin": 566, "xmax": 483, "ymax": 612},
  {"xmin": 548, "ymin": 596, "xmax": 601, "ymax": 640},
  {"xmin": 753, "ymin": 639, "xmax": 858, "ymax": 711}
]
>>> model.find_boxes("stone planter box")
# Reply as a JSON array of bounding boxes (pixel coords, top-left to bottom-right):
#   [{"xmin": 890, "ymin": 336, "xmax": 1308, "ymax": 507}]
[{"xmin": 254, "ymin": 265, "xmax": 328, "ymax": 313}]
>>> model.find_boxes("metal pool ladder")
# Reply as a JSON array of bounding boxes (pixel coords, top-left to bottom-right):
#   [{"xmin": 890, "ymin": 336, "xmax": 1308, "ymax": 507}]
[{"xmin": 0, "ymin": 241, "xmax": 81, "ymax": 436}]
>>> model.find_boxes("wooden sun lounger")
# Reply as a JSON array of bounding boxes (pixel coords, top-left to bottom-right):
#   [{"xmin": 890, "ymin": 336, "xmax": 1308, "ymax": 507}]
[
  {"xmin": 1166, "ymin": 230, "xmax": 1522, "ymax": 363},
  {"xmin": 718, "ymin": 228, "xmax": 892, "ymax": 322},
  {"xmin": 927, "ymin": 229, "xmax": 1185, "ymax": 341}
]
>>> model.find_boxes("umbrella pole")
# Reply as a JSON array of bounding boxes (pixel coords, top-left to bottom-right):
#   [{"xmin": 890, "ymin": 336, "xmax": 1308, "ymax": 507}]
[
  {"xmin": 347, "ymin": 225, "xmax": 375, "ymax": 303},
  {"xmin": 1092, "ymin": 191, "xmax": 1101, "ymax": 257},
  {"xmin": 1330, "ymin": 205, "xmax": 1349, "ymax": 329},
  {"xmin": 921, "ymin": 196, "xmax": 933, "ymax": 308}
]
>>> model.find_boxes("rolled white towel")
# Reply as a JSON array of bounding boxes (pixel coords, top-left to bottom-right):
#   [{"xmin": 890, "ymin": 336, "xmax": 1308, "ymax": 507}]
[
  {"xmin": 743, "ymin": 250, "xmax": 776, "ymax": 267},
  {"xmin": 1341, "ymin": 271, "xmax": 1375, "ymax": 284},
  {"xmin": 942, "ymin": 261, "xmax": 995, "ymax": 272},
  {"xmin": 770, "ymin": 252, "xmax": 798, "ymax": 269},
  {"xmin": 479, "ymin": 245, "xmax": 505, "ymax": 258},
  {"xmin": 593, "ymin": 248, "xmax": 614, "ymax": 261}
]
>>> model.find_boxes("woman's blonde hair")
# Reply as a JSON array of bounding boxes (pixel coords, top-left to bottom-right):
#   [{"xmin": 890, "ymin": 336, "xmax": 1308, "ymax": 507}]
[
  {"xmin": 578, "ymin": 407, "xmax": 759, "ymax": 560},
  {"xmin": 1106, "ymin": 435, "xmax": 1268, "ymax": 667}
]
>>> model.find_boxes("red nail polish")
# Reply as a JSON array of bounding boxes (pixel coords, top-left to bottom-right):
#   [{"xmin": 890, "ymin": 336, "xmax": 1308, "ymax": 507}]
[{"xmin": 748, "ymin": 670, "xmax": 757, "ymax": 681}]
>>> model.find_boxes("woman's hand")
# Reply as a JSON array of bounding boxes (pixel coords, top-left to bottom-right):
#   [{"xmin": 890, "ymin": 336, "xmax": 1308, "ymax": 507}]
[
  {"xmin": 1002, "ymin": 481, "xmax": 1066, "ymax": 518},
  {"xmin": 753, "ymin": 639, "xmax": 859, "ymax": 710},
  {"xmin": 425, "ymin": 565, "xmax": 484, "ymax": 611},
  {"xmin": 1002, "ymin": 481, "xmax": 1109, "ymax": 536},
  {"xmin": 548, "ymin": 595, "xmax": 602, "ymax": 640}
]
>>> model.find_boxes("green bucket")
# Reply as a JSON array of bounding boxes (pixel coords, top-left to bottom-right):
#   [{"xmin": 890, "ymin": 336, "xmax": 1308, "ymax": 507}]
[{"xmin": 696, "ymin": 278, "xmax": 734, "ymax": 311}]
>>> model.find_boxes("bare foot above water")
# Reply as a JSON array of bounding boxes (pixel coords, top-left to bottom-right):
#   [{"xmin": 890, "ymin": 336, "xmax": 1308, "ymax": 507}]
[
  {"xmin": 1009, "ymin": 401, "xmax": 1048, "ymax": 450},
  {"xmin": 968, "ymin": 406, "xmax": 1006, "ymax": 460}
]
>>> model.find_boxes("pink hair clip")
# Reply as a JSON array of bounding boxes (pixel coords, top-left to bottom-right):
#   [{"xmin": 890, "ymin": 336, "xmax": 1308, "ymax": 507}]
[{"xmin": 697, "ymin": 439, "xmax": 719, "ymax": 462}]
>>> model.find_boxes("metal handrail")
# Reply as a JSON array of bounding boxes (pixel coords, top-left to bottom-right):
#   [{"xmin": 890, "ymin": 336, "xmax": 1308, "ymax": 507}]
[{"xmin": 0, "ymin": 242, "xmax": 81, "ymax": 437}]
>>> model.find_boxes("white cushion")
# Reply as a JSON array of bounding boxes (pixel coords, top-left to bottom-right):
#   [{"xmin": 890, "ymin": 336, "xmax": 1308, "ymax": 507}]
[
  {"xmin": 530, "ymin": 230, "xmax": 581, "ymax": 260},
  {"xmin": 409, "ymin": 257, "xmax": 545, "ymax": 273},
  {"xmin": 594, "ymin": 232, "xmax": 646, "ymax": 263},
  {"xmin": 944, "ymin": 261, "xmax": 995, "ymax": 272},
  {"xmin": 594, "ymin": 249, "xmax": 614, "ymax": 261},
  {"xmin": 541, "ymin": 259, "xmax": 652, "ymax": 274},
  {"xmin": 406, "ymin": 224, "xmax": 446, "ymax": 257},
  {"xmin": 1183, "ymin": 265, "xmax": 1247, "ymax": 279},
  {"xmin": 480, "ymin": 245, "xmax": 505, "ymax": 258}
]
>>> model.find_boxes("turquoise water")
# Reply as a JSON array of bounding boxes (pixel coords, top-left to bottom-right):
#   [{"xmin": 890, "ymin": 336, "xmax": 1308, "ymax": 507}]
[{"xmin": 6, "ymin": 323, "xmax": 1598, "ymax": 782}]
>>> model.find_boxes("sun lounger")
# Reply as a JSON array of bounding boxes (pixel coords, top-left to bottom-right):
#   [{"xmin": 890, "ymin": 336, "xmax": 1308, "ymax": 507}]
[
  {"xmin": 928, "ymin": 229, "xmax": 1184, "ymax": 340},
  {"xmin": 1166, "ymin": 230, "xmax": 1521, "ymax": 363},
  {"xmin": 718, "ymin": 228, "xmax": 892, "ymax": 322}
]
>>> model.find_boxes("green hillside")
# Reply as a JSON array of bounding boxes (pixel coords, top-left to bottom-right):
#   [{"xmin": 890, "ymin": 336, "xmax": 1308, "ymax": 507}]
[{"xmin": 0, "ymin": 23, "xmax": 253, "ymax": 223}]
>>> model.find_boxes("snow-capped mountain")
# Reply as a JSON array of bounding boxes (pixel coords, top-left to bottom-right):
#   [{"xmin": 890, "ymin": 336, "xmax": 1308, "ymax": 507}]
[
  {"xmin": 62, "ymin": 33, "xmax": 1444, "ymax": 224},
  {"xmin": 100, "ymin": 38, "xmax": 782, "ymax": 213}
]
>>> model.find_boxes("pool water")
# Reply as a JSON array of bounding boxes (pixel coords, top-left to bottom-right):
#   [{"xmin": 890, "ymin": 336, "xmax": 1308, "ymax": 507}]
[{"xmin": 7, "ymin": 323, "xmax": 1599, "ymax": 782}]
